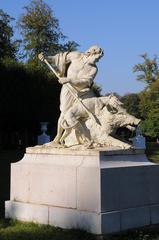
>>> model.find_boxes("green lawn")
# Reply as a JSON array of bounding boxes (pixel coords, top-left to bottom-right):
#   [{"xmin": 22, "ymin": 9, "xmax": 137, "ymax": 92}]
[
  {"xmin": 1, "ymin": 220, "xmax": 159, "ymax": 240},
  {"xmin": 0, "ymin": 219, "xmax": 95, "ymax": 240},
  {"xmin": 146, "ymin": 142, "xmax": 159, "ymax": 163}
]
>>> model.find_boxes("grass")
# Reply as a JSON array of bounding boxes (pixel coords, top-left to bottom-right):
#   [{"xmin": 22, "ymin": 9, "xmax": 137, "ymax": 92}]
[
  {"xmin": 1, "ymin": 220, "xmax": 159, "ymax": 240},
  {"xmin": 0, "ymin": 219, "xmax": 95, "ymax": 240},
  {"xmin": 146, "ymin": 142, "xmax": 159, "ymax": 163}
]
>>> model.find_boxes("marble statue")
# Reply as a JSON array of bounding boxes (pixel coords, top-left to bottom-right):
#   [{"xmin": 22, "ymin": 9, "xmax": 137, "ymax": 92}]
[
  {"xmin": 60, "ymin": 94, "xmax": 141, "ymax": 149},
  {"xmin": 38, "ymin": 46, "xmax": 141, "ymax": 149}
]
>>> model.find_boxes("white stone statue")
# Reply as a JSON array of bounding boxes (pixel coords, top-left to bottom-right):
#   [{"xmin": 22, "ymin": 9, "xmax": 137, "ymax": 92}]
[
  {"xmin": 59, "ymin": 94, "xmax": 141, "ymax": 149},
  {"xmin": 38, "ymin": 46, "xmax": 141, "ymax": 149}
]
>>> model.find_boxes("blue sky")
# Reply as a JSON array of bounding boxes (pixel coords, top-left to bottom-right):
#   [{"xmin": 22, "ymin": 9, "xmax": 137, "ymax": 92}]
[{"xmin": 1, "ymin": 0, "xmax": 159, "ymax": 95}]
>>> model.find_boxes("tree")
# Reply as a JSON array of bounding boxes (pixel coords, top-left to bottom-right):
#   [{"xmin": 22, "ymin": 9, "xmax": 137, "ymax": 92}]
[
  {"xmin": 139, "ymin": 79, "xmax": 159, "ymax": 118},
  {"xmin": 0, "ymin": 58, "xmax": 61, "ymax": 147},
  {"xmin": 18, "ymin": 0, "xmax": 78, "ymax": 64},
  {"xmin": 0, "ymin": 9, "xmax": 18, "ymax": 59},
  {"xmin": 133, "ymin": 53, "xmax": 159, "ymax": 86},
  {"xmin": 120, "ymin": 93, "xmax": 141, "ymax": 118},
  {"xmin": 141, "ymin": 109, "xmax": 159, "ymax": 139},
  {"xmin": 132, "ymin": 53, "xmax": 159, "ymax": 140},
  {"xmin": 62, "ymin": 41, "xmax": 79, "ymax": 52},
  {"xmin": 139, "ymin": 79, "xmax": 159, "ymax": 139}
]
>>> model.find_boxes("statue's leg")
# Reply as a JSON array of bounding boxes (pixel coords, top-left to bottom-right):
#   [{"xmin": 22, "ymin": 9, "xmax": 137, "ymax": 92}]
[
  {"xmin": 60, "ymin": 129, "xmax": 71, "ymax": 146},
  {"xmin": 75, "ymin": 130, "xmax": 85, "ymax": 144},
  {"xmin": 76, "ymin": 122, "xmax": 92, "ymax": 147},
  {"xmin": 53, "ymin": 114, "xmax": 64, "ymax": 144}
]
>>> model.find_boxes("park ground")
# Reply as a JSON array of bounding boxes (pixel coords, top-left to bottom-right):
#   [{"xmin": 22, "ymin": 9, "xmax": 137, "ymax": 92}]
[
  {"xmin": 1, "ymin": 219, "xmax": 159, "ymax": 240},
  {"xmin": 146, "ymin": 142, "xmax": 159, "ymax": 163},
  {"xmin": 0, "ymin": 142, "xmax": 159, "ymax": 240}
]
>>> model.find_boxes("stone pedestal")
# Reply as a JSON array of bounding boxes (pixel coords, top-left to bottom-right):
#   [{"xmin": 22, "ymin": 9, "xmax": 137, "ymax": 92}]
[{"xmin": 5, "ymin": 147, "xmax": 159, "ymax": 234}]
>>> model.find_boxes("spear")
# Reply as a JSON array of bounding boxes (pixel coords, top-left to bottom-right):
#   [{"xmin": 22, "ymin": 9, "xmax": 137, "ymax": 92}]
[{"xmin": 40, "ymin": 55, "xmax": 98, "ymax": 124}]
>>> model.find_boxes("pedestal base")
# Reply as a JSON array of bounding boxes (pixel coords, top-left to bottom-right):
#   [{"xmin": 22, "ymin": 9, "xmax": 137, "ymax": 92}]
[
  {"xmin": 6, "ymin": 201, "xmax": 159, "ymax": 234},
  {"xmin": 5, "ymin": 147, "xmax": 159, "ymax": 234}
]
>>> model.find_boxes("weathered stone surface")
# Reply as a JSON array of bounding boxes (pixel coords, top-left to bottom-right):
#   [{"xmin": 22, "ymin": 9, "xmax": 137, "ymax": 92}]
[
  {"xmin": 49, "ymin": 206, "xmax": 101, "ymax": 234},
  {"xmin": 5, "ymin": 201, "xmax": 48, "ymax": 224},
  {"xmin": 5, "ymin": 149, "xmax": 159, "ymax": 234}
]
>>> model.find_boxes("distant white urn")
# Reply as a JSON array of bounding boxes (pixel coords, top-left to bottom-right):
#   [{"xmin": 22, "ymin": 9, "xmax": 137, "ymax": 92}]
[
  {"xmin": 38, "ymin": 122, "xmax": 50, "ymax": 145},
  {"xmin": 132, "ymin": 126, "xmax": 146, "ymax": 149}
]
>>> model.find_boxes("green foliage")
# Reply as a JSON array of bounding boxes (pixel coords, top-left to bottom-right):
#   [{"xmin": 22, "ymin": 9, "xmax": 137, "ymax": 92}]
[
  {"xmin": 0, "ymin": 58, "xmax": 61, "ymax": 129},
  {"xmin": 132, "ymin": 52, "xmax": 159, "ymax": 139},
  {"xmin": 0, "ymin": 9, "xmax": 19, "ymax": 59},
  {"xmin": 146, "ymin": 142, "xmax": 159, "ymax": 163},
  {"xmin": 133, "ymin": 53, "xmax": 159, "ymax": 86},
  {"xmin": 18, "ymin": 0, "xmax": 79, "ymax": 68},
  {"xmin": 61, "ymin": 40, "xmax": 79, "ymax": 52},
  {"xmin": 0, "ymin": 219, "xmax": 95, "ymax": 240},
  {"xmin": 139, "ymin": 79, "xmax": 159, "ymax": 118},
  {"xmin": 18, "ymin": 0, "xmax": 66, "ymax": 61},
  {"xmin": 140, "ymin": 109, "xmax": 159, "ymax": 138},
  {"xmin": 120, "ymin": 93, "xmax": 141, "ymax": 118},
  {"xmin": 138, "ymin": 79, "xmax": 159, "ymax": 138},
  {"xmin": 18, "ymin": 0, "xmax": 79, "ymax": 65}
]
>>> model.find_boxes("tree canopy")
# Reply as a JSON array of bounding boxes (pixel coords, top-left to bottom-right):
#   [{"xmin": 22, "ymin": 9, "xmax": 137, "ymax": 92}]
[
  {"xmin": 139, "ymin": 79, "xmax": 159, "ymax": 138},
  {"xmin": 133, "ymin": 53, "xmax": 159, "ymax": 86},
  {"xmin": 120, "ymin": 93, "xmax": 141, "ymax": 118},
  {"xmin": 18, "ymin": 0, "xmax": 78, "ymax": 64},
  {"xmin": 0, "ymin": 9, "xmax": 18, "ymax": 59}
]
